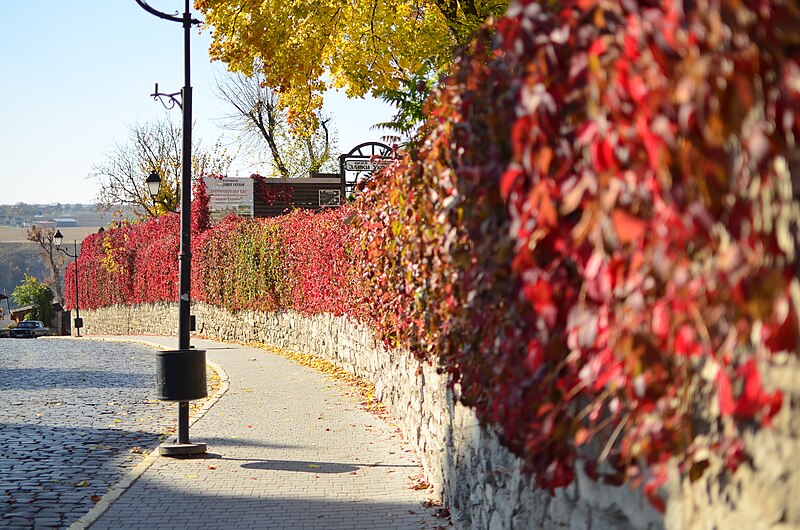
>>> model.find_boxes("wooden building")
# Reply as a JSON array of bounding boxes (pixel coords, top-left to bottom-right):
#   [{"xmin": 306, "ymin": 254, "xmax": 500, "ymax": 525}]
[{"xmin": 253, "ymin": 174, "xmax": 342, "ymax": 218}]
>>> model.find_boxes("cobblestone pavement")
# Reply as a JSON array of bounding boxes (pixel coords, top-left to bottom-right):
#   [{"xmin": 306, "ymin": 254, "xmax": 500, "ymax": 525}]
[
  {"xmin": 87, "ymin": 336, "xmax": 443, "ymax": 530},
  {"xmin": 0, "ymin": 338, "xmax": 178, "ymax": 529}
]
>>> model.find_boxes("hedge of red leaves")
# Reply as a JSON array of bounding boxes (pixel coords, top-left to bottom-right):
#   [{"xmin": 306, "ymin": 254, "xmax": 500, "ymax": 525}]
[
  {"xmin": 65, "ymin": 180, "xmax": 354, "ymax": 317},
  {"xmin": 66, "ymin": 0, "xmax": 800, "ymax": 511}
]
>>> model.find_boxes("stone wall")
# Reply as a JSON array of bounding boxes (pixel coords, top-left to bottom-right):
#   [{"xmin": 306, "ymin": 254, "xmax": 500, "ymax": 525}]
[{"xmin": 80, "ymin": 303, "xmax": 800, "ymax": 529}]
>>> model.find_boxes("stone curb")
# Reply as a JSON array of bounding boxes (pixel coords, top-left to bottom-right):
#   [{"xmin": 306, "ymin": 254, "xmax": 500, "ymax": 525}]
[{"xmin": 67, "ymin": 338, "xmax": 231, "ymax": 530}]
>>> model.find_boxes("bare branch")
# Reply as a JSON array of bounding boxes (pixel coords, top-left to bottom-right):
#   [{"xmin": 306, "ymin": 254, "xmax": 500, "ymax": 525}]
[
  {"xmin": 26, "ymin": 226, "xmax": 66, "ymax": 304},
  {"xmin": 214, "ymin": 70, "xmax": 338, "ymax": 178}
]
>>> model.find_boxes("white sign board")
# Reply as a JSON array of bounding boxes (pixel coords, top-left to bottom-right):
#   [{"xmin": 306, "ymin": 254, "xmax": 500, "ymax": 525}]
[
  {"xmin": 203, "ymin": 177, "xmax": 254, "ymax": 218},
  {"xmin": 344, "ymin": 158, "xmax": 394, "ymax": 172}
]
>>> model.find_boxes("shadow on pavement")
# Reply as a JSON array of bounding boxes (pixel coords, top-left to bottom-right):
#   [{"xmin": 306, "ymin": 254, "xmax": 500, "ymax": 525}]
[
  {"xmin": 240, "ymin": 459, "xmax": 360, "ymax": 474},
  {"xmin": 0, "ymin": 422, "xmax": 168, "ymax": 529},
  {"xmin": 200, "ymin": 436, "xmax": 307, "ymax": 450},
  {"xmin": 0, "ymin": 367, "xmax": 150, "ymax": 390},
  {"xmin": 236, "ymin": 458, "xmax": 420, "ymax": 474},
  {"xmin": 90, "ymin": 483, "xmax": 442, "ymax": 530}
]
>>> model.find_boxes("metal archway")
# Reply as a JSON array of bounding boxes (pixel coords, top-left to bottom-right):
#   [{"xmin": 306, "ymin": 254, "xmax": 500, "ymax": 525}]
[{"xmin": 339, "ymin": 141, "xmax": 396, "ymax": 197}]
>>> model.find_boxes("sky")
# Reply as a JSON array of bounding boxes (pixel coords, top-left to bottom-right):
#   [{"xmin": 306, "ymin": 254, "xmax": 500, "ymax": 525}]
[{"xmin": 0, "ymin": 2, "xmax": 395, "ymax": 205}]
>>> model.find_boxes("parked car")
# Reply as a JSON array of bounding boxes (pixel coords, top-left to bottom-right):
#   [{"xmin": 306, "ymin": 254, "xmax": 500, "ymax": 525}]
[{"xmin": 10, "ymin": 320, "xmax": 50, "ymax": 338}]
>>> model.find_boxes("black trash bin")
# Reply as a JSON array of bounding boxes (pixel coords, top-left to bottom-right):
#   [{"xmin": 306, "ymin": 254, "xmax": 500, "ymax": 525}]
[{"xmin": 156, "ymin": 349, "xmax": 208, "ymax": 401}]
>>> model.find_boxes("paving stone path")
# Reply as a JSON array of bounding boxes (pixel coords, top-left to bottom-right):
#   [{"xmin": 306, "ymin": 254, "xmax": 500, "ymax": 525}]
[
  {"xmin": 0, "ymin": 336, "xmax": 443, "ymax": 529},
  {"xmin": 0, "ymin": 338, "xmax": 177, "ymax": 528},
  {"xmin": 81, "ymin": 336, "xmax": 442, "ymax": 529}
]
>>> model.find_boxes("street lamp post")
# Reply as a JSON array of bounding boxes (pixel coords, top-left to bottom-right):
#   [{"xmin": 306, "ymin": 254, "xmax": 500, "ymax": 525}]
[
  {"xmin": 54, "ymin": 230, "xmax": 82, "ymax": 337},
  {"xmin": 135, "ymin": 0, "xmax": 207, "ymax": 457}
]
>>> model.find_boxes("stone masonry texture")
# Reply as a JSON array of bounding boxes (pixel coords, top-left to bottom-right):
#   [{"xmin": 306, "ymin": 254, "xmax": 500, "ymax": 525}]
[{"xmin": 80, "ymin": 302, "xmax": 800, "ymax": 529}]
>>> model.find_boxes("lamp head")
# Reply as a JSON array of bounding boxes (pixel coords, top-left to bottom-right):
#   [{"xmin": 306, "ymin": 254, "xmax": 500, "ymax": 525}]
[
  {"xmin": 54, "ymin": 230, "xmax": 64, "ymax": 248},
  {"xmin": 146, "ymin": 170, "xmax": 162, "ymax": 199}
]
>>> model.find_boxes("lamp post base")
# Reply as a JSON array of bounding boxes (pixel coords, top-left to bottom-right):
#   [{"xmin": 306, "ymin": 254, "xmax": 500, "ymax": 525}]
[{"xmin": 159, "ymin": 443, "xmax": 207, "ymax": 457}]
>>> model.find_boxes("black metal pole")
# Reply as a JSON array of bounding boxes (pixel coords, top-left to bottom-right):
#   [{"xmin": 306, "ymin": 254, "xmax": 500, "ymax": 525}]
[
  {"xmin": 176, "ymin": 0, "xmax": 193, "ymax": 445},
  {"xmin": 135, "ymin": 0, "xmax": 206, "ymax": 456},
  {"xmin": 73, "ymin": 240, "xmax": 80, "ymax": 338}
]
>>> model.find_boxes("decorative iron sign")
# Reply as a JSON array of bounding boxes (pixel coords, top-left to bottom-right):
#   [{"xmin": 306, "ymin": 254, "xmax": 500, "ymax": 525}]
[
  {"xmin": 343, "ymin": 159, "xmax": 394, "ymax": 172},
  {"xmin": 339, "ymin": 141, "xmax": 397, "ymax": 197}
]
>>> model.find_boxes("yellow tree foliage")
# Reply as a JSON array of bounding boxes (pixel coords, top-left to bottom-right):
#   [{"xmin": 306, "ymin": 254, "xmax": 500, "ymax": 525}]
[{"xmin": 195, "ymin": 0, "xmax": 507, "ymax": 134}]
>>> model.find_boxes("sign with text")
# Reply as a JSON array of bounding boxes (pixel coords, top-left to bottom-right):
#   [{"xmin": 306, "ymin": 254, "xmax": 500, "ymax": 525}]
[
  {"xmin": 343, "ymin": 158, "xmax": 393, "ymax": 172},
  {"xmin": 203, "ymin": 177, "xmax": 254, "ymax": 219}
]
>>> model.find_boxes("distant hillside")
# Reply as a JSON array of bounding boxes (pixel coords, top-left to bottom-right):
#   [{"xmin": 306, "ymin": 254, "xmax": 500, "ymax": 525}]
[
  {"xmin": 0, "ymin": 203, "xmax": 136, "ymax": 228},
  {"xmin": 0, "ymin": 243, "xmax": 49, "ymax": 301}
]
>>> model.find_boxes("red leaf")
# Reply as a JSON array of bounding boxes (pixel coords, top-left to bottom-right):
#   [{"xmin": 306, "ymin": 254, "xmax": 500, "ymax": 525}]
[
  {"xmin": 674, "ymin": 325, "xmax": 703, "ymax": 357},
  {"xmin": 734, "ymin": 359, "xmax": 763, "ymax": 418},
  {"xmin": 526, "ymin": 340, "xmax": 545, "ymax": 374},
  {"xmin": 764, "ymin": 299, "xmax": 799, "ymax": 353},
  {"xmin": 628, "ymin": 75, "xmax": 648, "ymax": 104},
  {"xmin": 500, "ymin": 167, "xmax": 523, "ymax": 199},
  {"xmin": 717, "ymin": 368, "xmax": 735, "ymax": 417},
  {"xmin": 612, "ymin": 209, "xmax": 647, "ymax": 244},
  {"xmin": 651, "ymin": 302, "xmax": 669, "ymax": 341},
  {"xmin": 528, "ymin": 181, "xmax": 558, "ymax": 227},
  {"xmin": 589, "ymin": 37, "xmax": 606, "ymax": 57}
]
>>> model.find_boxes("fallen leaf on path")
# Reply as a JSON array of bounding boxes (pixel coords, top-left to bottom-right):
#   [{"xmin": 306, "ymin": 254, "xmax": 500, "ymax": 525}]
[
  {"xmin": 411, "ymin": 480, "xmax": 430, "ymax": 490},
  {"xmin": 185, "ymin": 474, "xmax": 199, "ymax": 479},
  {"xmin": 90, "ymin": 495, "xmax": 102, "ymax": 503},
  {"xmin": 74, "ymin": 480, "xmax": 88, "ymax": 487},
  {"xmin": 307, "ymin": 464, "xmax": 321, "ymax": 469}
]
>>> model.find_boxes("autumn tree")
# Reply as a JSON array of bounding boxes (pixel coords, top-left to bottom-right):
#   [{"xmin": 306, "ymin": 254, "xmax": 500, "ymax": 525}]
[
  {"xmin": 215, "ymin": 71, "xmax": 337, "ymax": 178},
  {"xmin": 25, "ymin": 226, "xmax": 66, "ymax": 304},
  {"xmin": 92, "ymin": 117, "xmax": 231, "ymax": 218},
  {"xmin": 196, "ymin": 0, "xmax": 507, "ymax": 133}
]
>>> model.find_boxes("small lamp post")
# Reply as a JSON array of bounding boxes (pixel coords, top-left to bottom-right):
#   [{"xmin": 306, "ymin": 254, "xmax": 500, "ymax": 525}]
[
  {"xmin": 54, "ymin": 230, "xmax": 83, "ymax": 337},
  {"xmin": 135, "ymin": 0, "xmax": 207, "ymax": 457}
]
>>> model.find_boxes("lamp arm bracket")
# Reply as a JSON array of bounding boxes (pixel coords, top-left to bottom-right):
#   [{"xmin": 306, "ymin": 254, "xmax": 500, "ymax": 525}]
[
  {"xmin": 56, "ymin": 247, "xmax": 78, "ymax": 259},
  {"xmin": 134, "ymin": 0, "xmax": 202, "ymax": 25},
  {"xmin": 151, "ymin": 83, "xmax": 183, "ymax": 110},
  {"xmin": 151, "ymin": 198, "xmax": 180, "ymax": 214},
  {"xmin": 134, "ymin": 0, "xmax": 181, "ymax": 23}
]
